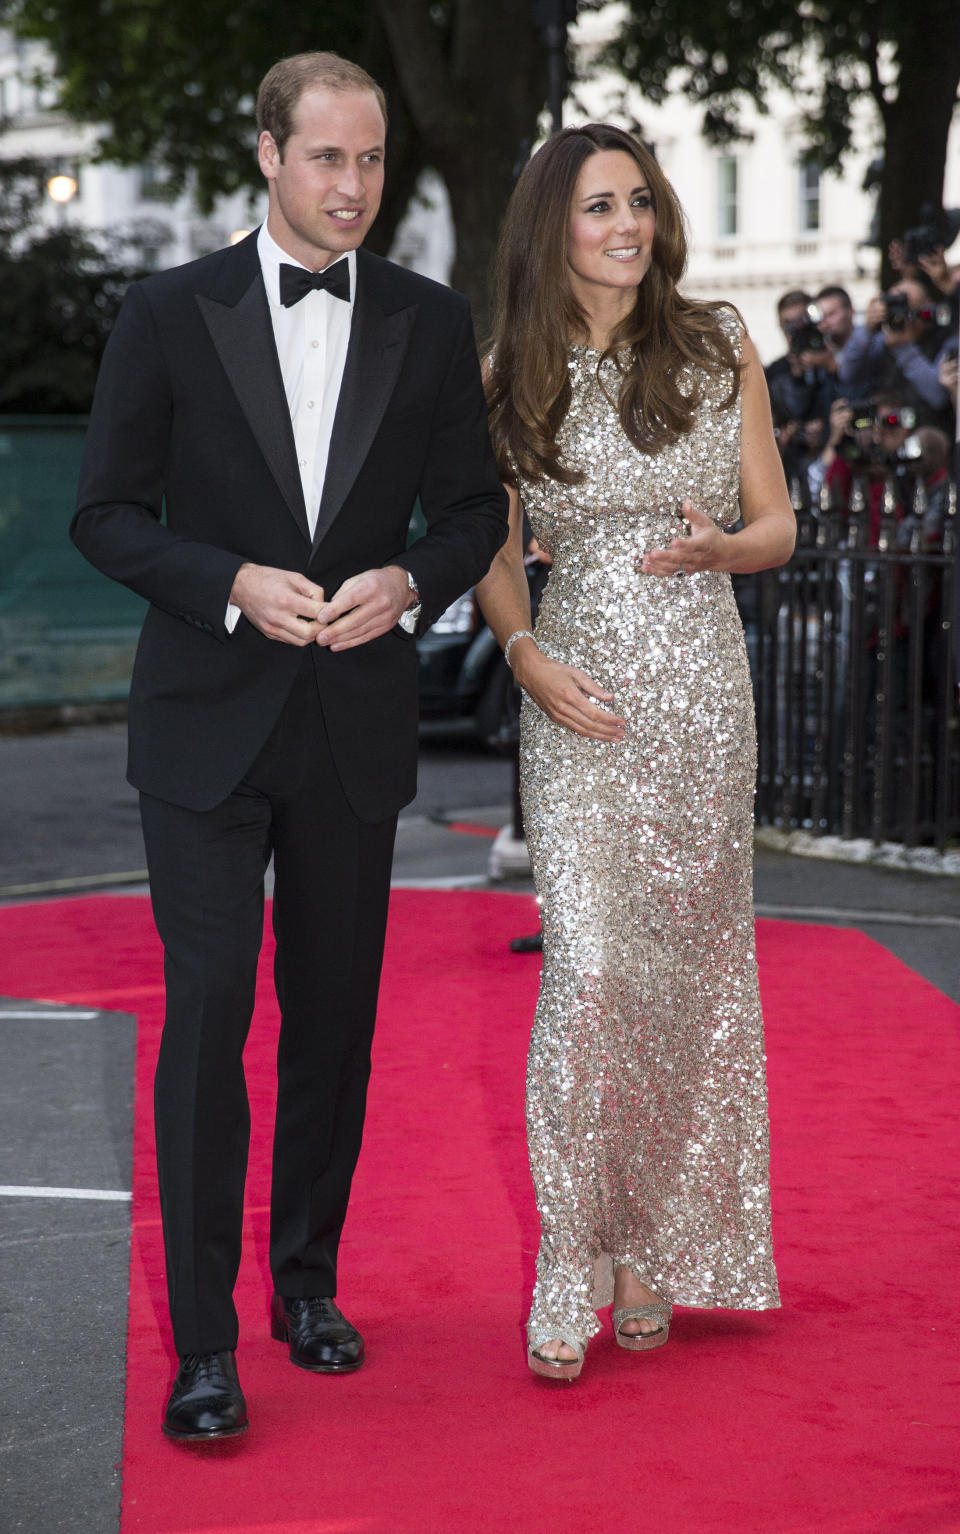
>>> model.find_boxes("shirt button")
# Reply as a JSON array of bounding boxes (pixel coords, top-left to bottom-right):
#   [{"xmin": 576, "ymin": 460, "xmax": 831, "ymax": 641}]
[
  {"xmin": 299, "ymin": 459, "xmax": 306, "ymax": 468},
  {"xmin": 307, "ymin": 400, "xmax": 315, "ymax": 409},
  {"xmin": 311, "ymin": 339, "xmax": 319, "ymax": 349}
]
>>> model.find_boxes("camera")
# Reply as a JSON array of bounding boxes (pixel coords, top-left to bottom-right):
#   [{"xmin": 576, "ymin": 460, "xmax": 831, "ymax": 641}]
[
  {"xmin": 881, "ymin": 290, "xmax": 911, "ymax": 329},
  {"xmin": 902, "ymin": 224, "xmax": 943, "ymax": 265},
  {"xmin": 835, "ymin": 405, "xmax": 880, "ymax": 468},
  {"xmin": 834, "ymin": 404, "xmax": 917, "ymax": 468},
  {"xmin": 881, "ymin": 291, "xmax": 952, "ymax": 330},
  {"xmin": 875, "ymin": 406, "xmax": 917, "ymax": 432},
  {"xmin": 787, "ymin": 303, "xmax": 827, "ymax": 355}
]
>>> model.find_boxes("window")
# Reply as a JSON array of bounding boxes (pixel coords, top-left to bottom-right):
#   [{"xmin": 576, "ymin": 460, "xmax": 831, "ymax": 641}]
[
  {"xmin": 799, "ymin": 160, "xmax": 820, "ymax": 234},
  {"xmin": 139, "ymin": 160, "xmax": 171, "ymax": 201},
  {"xmin": 718, "ymin": 155, "xmax": 738, "ymax": 238}
]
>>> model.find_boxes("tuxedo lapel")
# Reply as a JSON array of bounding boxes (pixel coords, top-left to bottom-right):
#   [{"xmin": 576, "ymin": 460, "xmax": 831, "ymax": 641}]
[
  {"xmin": 312, "ymin": 251, "xmax": 416, "ymax": 553},
  {"xmin": 196, "ymin": 246, "xmax": 310, "ymax": 546}
]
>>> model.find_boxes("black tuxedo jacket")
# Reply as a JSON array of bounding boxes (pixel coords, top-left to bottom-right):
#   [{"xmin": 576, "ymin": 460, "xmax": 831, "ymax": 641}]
[{"xmin": 72, "ymin": 234, "xmax": 507, "ymax": 819}]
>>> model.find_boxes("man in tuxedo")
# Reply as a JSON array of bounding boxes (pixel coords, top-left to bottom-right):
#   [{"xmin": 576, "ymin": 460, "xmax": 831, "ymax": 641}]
[{"xmin": 71, "ymin": 52, "xmax": 507, "ymax": 1441}]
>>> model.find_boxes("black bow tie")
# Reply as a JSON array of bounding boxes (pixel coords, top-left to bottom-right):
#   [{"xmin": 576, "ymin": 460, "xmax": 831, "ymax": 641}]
[{"xmin": 279, "ymin": 259, "xmax": 351, "ymax": 308}]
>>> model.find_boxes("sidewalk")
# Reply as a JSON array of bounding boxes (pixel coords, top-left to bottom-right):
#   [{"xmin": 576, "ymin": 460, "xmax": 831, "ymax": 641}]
[{"xmin": 3, "ymin": 721, "xmax": 957, "ymax": 1002}]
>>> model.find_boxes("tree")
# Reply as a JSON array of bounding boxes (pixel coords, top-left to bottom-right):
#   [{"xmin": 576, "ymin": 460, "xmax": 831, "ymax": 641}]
[
  {"xmin": 0, "ymin": 157, "xmax": 163, "ymax": 411},
  {"xmin": 589, "ymin": 0, "xmax": 960, "ymax": 287},
  {"xmin": 2, "ymin": 0, "xmax": 550, "ymax": 331}
]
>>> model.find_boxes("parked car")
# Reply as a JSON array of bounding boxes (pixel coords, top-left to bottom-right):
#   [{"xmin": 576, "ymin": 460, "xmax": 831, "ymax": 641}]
[{"xmin": 416, "ymin": 590, "xmax": 517, "ymax": 747}]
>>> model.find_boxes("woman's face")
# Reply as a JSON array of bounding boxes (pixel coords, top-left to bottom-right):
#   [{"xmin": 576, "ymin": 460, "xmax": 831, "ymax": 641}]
[{"xmin": 566, "ymin": 149, "xmax": 656, "ymax": 306}]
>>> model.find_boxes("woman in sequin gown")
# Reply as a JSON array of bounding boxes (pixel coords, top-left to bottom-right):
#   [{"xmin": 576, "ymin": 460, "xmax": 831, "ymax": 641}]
[{"xmin": 476, "ymin": 125, "xmax": 795, "ymax": 1379}]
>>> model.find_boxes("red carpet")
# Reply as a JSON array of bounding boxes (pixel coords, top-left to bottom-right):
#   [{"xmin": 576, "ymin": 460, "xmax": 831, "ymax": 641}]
[{"xmin": 1, "ymin": 893, "xmax": 958, "ymax": 1533}]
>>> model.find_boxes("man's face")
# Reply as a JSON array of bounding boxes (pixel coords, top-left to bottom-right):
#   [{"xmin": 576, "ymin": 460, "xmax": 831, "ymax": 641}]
[
  {"xmin": 258, "ymin": 86, "xmax": 385, "ymax": 269},
  {"xmin": 818, "ymin": 295, "xmax": 853, "ymax": 345},
  {"xmin": 779, "ymin": 303, "xmax": 806, "ymax": 341}
]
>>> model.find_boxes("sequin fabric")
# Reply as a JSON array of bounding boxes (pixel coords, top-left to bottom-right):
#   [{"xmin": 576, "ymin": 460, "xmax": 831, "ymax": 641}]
[{"xmin": 519, "ymin": 320, "xmax": 780, "ymax": 1349}]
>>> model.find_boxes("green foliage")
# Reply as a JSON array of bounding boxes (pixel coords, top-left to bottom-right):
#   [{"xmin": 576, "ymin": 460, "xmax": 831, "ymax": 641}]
[
  {"xmin": 0, "ymin": 158, "xmax": 160, "ymax": 411},
  {"xmin": 587, "ymin": 0, "xmax": 955, "ymax": 167}
]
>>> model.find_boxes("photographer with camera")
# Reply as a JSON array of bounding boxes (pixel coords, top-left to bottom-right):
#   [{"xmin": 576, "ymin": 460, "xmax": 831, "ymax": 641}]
[
  {"xmin": 890, "ymin": 210, "xmax": 960, "ymax": 303},
  {"xmin": 836, "ymin": 277, "xmax": 955, "ymax": 433},
  {"xmin": 813, "ymin": 286, "xmax": 856, "ymax": 373},
  {"xmin": 765, "ymin": 288, "xmax": 840, "ymax": 481},
  {"xmin": 809, "ymin": 390, "xmax": 950, "ymax": 543}
]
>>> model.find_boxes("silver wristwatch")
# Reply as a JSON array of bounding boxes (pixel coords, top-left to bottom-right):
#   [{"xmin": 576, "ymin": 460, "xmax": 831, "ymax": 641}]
[{"xmin": 397, "ymin": 568, "xmax": 422, "ymax": 634}]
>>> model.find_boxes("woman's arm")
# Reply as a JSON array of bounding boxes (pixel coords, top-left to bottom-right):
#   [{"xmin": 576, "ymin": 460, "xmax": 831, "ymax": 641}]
[
  {"xmin": 642, "ymin": 334, "xmax": 796, "ymax": 577},
  {"xmin": 475, "ymin": 485, "xmax": 626, "ymax": 742}
]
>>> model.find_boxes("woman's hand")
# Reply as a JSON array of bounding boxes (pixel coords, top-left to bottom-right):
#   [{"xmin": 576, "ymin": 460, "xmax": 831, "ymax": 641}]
[
  {"xmin": 511, "ymin": 642, "xmax": 626, "ymax": 742},
  {"xmin": 639, "ymin": 501, "xmax": 727, "ymax": 578}
]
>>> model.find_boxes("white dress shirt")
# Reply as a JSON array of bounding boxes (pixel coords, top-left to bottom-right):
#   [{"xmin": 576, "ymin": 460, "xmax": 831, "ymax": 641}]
[{"xmin": 225, "ymin": 225, "xmax": 356, "ymax": 630}]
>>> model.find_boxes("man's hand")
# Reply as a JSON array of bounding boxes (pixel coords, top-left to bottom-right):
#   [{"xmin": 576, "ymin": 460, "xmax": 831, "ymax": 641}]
[
  {"xmin": 827, "ymin": 398, "xmax": 853, "ymax": 449},
  {"xmin": 315, "ymin": 566, "xmax": 412, "ymax": 651},
  {"xmin": 917, "ymin": 247, "xmax": 956, "ymax": 294},
  {"xmin": 229, "ymin": 563, "xmax": 325, "ymax": 645},
  {"xmin": 799, "ymin": 347, "xmax": 837, "ymax": 375},
  {"xmin": 865, "ymin": 294, "xmax": 887, "ymax": 333},
  {"xmin": 882, "ymin": 317, "xmax": 923, "ymax": 348}
]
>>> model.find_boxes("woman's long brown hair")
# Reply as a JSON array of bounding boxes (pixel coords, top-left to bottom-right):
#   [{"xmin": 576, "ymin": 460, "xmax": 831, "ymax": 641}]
[{"xmin": 485, "ymin": 123, "xmax": 742, "ymax": 486}]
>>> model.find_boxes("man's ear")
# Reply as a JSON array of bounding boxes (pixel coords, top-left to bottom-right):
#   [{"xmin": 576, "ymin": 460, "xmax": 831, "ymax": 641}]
[{"xmin": 258, "ymin": 130, "xmax": 280, "ymax": 181}]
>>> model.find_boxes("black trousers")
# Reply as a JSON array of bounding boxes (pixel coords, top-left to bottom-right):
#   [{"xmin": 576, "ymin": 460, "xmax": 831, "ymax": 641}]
[{"xmin": 140, "ymin": 661, "xmax": 398, "ymax": 1355}]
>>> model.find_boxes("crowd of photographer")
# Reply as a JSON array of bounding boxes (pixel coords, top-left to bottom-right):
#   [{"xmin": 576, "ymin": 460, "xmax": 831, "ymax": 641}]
[{"xmin": 764, "ymin": 218, "xmax": 958, "ymax": 549}]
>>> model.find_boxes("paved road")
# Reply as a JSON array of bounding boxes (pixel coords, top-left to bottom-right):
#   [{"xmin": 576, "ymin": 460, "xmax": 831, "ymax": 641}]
[{"xmin": 1, "ymin": 720, "xmax": 957, "ymax": 1531}]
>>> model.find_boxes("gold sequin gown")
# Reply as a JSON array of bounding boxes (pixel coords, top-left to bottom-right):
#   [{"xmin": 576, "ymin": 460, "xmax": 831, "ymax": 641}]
[{"xmin": 519, "ymin": 329, "xmax": 780, "ymax": 1350}]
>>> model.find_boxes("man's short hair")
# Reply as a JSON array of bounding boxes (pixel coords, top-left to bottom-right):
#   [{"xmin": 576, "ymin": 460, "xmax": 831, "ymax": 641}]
[
  {"xmin": 870, "ymin": 388, "xmax": 907, "ymax": 412},
  {"xmin": 815, "ymin": 285, "xmax": 852, "ymax": 308},
  {"xmin": 256, "ymin": 52, "xmax": 388, "ymax": 157},
  {"xmin": 777, "ymin": 289, "xmax": 812, "ymax": 316}
]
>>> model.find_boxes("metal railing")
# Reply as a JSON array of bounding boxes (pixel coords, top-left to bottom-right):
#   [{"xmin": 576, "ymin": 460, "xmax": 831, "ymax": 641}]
[{"xmin": 741, "ymin": 473, "xmax": 958, "ymax": 852}]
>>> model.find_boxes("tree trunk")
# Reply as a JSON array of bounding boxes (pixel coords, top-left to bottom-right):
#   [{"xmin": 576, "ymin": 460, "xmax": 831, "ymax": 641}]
[
  {"xmin": 356, "ymin": 5, "xmax": 425, "ymax": 260},
  {"xmin": 375, "ymin": 0, "xmax": 548, "ymax": 334},
  {"xmin": 876, "ymin": 12, "xmax": 960, "ymax": 289},
  {"xmin": 435, "ymin": 131, "xmax": 532, "ymax": 340}
]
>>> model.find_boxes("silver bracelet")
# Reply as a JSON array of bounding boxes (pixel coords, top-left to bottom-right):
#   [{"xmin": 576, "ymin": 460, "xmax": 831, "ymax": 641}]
[{"xmin": 504, "ymin": 628, "xmax": 536, "ymax": 668}]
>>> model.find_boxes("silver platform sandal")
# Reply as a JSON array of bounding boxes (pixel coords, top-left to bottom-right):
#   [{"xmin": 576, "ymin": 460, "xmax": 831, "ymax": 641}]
[
  {"xmin": 612, "ymin": 1301, "xmax": 673, "ymax": 1351},
  {"xmin": 527, "ymin": 1335, "xmax": 586, "ymax": 1381}
]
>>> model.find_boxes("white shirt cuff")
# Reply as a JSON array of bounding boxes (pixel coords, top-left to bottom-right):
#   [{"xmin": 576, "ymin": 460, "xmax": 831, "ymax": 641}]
[{"xmin": 225, "ymin": 602, "xmax": 241, "ymax": 633}]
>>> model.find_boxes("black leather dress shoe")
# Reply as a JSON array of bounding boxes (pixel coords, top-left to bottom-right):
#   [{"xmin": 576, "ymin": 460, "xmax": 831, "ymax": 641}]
[
  {"xmin": 270, "ymin": 1293, "xmax": 365, "ymax": 1373},
  {"xmin": 510, "ymin": 930, "xmax": 543, "ymax": 953},
  {"xmin": 162, "ymin": 1350, "xmax": 248, "ymax": 1441}
]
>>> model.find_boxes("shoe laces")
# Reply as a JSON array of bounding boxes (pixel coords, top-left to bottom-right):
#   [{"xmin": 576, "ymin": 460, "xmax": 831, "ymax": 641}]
[
  {"xmin": 289, "ymin": 1296, "xmax": 334, "ymax": 1318},
  {"xmin": 180, "ymin": 1352, "xmax": 223, "ymax": 1379}
]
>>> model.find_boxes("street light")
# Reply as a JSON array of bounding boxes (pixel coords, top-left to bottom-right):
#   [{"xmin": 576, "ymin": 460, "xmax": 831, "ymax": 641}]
[
  {"xmin": 46, "ymin": 172, "xmax": 78, "ymax": 206},
  {"xmin": 46, "ymin": 170, "xmax": 78, "ymax": 227}
]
